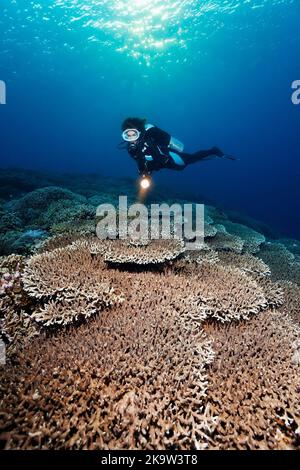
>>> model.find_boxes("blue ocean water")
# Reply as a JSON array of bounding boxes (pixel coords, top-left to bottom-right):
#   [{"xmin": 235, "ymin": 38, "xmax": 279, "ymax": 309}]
[{"xmin": 0, "ymin": 0, "xmax": 299, "ymax": 238}]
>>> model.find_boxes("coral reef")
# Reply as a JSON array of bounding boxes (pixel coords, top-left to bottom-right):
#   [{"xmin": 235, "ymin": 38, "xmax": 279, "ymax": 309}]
[
  {"xmin": 0, "ymin": 255, "xmax": 39, "ymax": 356},
  {"xmin": 179, "ymin": 248, "xmax": 220, "ymax": 267},
  {"xmin": 1, "ymin": 169, "xmax": 300, "ymax": 450},
  {"xmin": 34, "ymin": 232, "xmax": 89, "ymax": 254},
  {"xmin": 0, "ymin": 270, "xmax": 216, "ymax": 450},
  {"xmin": 217, "ymin": 251, "xmax": 271, "ymax": 276},
  {"xmin": 0, "ymin": 230, "xmax": 48, "ymax": 256},
  {"xmin": 278, "ymin": 281, "xmax": 300, "ymax": 326},
  {"xmin": 37, "ymin": 200, "xmax": 95, "ymax": 230},
  {"xmin": 204, "ymin": 224, "xmax": 218, "ymax": 238},
  {"xmin": 103, "ymin": 239, "xmax": 185, "ymax": 266},
  {"xmin": 252, "ymin": 275, "xmax": 284, "ymax": 309},
  {"xmin": 275, "ymin": 238, "xmax": 300, "ymax": 258},
  {"xmin": 203, "ymin": 311, "xmax": 300, "ymax": 449},
  {"xmin": 0, "ymin": 211, "xmax": 22, "ymax": 233},
  {"xmin": 259, "ymin": 242, "xmax": 300, "ymax": 285},
  {"xmin": 220, "ymin": 221, "xmax": 265, "ymax": 253},
  {"xmin": 206, "ymin": 225, "xmax": 244, "ymax": 253},
  {"xmin": 23, "ymin": 244, "xmax": 123, "ymax": 326},
  {"xmin": 0, "ymin": 297, "xmax": 39, "ymax": 356},
  {"xmin": 8, "ymin": 186, "xmax": 87, "ymax": 225},
  {"xmin": 183, "ymin": 263, "xmax": 267, "ymax": 322}
]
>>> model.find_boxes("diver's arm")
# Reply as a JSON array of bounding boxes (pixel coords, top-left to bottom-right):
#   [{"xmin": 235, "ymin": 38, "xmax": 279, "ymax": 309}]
[
  {"xmin": 136, "ymin": 156, "xmax": 149, "ymax": 175},
  {"xmin": 128, "ymin": 145, "xmax": 149, "ymax": 175}
]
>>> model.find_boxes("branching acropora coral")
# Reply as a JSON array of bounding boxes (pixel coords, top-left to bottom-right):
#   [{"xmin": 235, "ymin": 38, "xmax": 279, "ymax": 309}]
[{"xmin": 0, "ymin": 270, "xmax": 216, "ymax": 450}]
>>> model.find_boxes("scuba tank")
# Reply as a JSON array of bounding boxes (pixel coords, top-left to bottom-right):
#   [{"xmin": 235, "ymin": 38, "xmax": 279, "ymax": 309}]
[{"xmin": 168, "ymin": 136, "xmax": 184, "ymax": 152}]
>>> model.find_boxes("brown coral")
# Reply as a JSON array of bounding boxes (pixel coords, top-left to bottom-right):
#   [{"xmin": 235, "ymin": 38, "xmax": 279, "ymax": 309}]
[
  {"xmin": 185, "ymin": 248, "xmax": 220, "ymax": 265},
  {"xmin": 259, "ymin": 243, "xmax": 300, "ymax": 285},
  {"xmin": 0, "ymin": 297, "xmax": 39, "ymax": 357},
  {"xmin": 171, "ymin": 248, "xmax": 219, "ymax": 276},
  {"xmin": 23, "ymin": 243, "xmax": 123, "ymax": 326},
  {"xmin": 278, "ymin": 281, "xmax": 300, "ymax": 325},
  {"xmin": 216, "ymin": 251, "xmax": 284, "ymax": 309},
  {"xmin": 23, "ymin": 244, "xmax": 112, "ymax": 299},
  {"xmin": 218, "ymin": 251, "xmax": 271, "ymax": 276},
  {"xmin": 187, "ymin": 263, "xmax": 267, "ymax": 322},
  {"xmin": 204, "ymin": 310, "xmax": 300, "ymax": 449},
  {"xmin": 206, "ymin": 224, "xmax": 244, "ymax": 253},
  {"xmin": 1, "ymin": 224, "xmax": 299, "ymax": 451},
  {"xmin": 103, "ymin": 239, "xmax": 185, "ymax": 266},
  {"xmin": 0, "ymin": 271, "xmax": 216, "ymax": 450},
  {"xmin": 31, "ymin": 282, "xmax": 120, "ymax": 327},
  {"xmin": 204, "ymin": 224, "xmax": 218, "ymax": 238},
  {"xmin": 0, "ymin": 254, "xmax": 25, "ymax": 273},
  {"xmin": 252, "ymin": 275, "xmax": 284, "ymax": 309},
  {"xmin": 126, "ymin": 262, "xmax": 267, "ymax": 324},
  {"xmin": 221, "ymin": 221, "xmax": 265, "ymax": 253},
  {"xmin": 35, "ymin": 232, "xmax": 91, "ymax": 254}
]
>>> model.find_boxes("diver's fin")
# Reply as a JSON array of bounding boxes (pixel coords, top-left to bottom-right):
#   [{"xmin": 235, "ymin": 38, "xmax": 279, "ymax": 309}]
[
  {"xmin": 222, "ymin": 154, "xmax": 238, "ymax": 161},
  {"xmin": 211, "ymin": 146, "xmax": 238, "ymax": 161},
  {"xmin": 211, "ymin": 146, "xmax": 228, "ymax": 158}
]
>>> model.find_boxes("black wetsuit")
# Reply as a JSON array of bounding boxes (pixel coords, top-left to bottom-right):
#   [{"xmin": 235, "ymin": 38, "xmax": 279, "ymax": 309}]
[{"xmin": 127, "ymin": 125, "xmax": 222, "ymax": 175}]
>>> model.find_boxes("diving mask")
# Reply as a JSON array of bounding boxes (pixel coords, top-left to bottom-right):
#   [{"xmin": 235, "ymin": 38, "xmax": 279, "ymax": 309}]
[{"xmin": 122, "ymin": 128, "xmax": 141, "ymax": 142}]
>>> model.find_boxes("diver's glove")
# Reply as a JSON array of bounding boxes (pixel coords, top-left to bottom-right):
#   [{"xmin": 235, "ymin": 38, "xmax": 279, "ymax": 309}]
[{"xmin": 128, "ymin": 138, "xmax": 145, "ymax": 155}]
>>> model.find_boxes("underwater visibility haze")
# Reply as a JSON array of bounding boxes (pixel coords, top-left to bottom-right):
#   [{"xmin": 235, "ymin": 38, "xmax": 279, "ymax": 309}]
[{"xmin": 1, "ymin": 0, "xmax": 300, "ymax": 453}]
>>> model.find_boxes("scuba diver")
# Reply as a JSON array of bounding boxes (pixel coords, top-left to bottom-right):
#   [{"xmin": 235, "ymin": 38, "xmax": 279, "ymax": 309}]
[{"xmin": 119, "ymin": 117, "xmax": 235, "ymax": 184}]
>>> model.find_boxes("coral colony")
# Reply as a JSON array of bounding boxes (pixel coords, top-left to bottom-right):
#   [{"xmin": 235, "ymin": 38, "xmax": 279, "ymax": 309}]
[{"xmin": 0, "ymin": 169, "xmax": 300, "ymax": 450}]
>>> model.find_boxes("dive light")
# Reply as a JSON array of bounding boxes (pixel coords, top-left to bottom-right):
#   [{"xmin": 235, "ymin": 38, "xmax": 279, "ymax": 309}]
[{"xmin": 140, "ymin": 175, "xmax": 151, "ymax": 189}]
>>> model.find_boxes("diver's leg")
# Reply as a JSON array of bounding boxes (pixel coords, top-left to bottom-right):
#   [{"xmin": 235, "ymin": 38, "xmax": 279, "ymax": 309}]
[
  {"xmin": 164, "ymin": 160, "xmax": 186, "ymax": 171},
  {"xmin": 165, "ymin": 151, "xmax": 187, "ymax": 170},
  {"xmin": 182, "ymin": 147, "xmax": 224, "ymax": 164}
]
